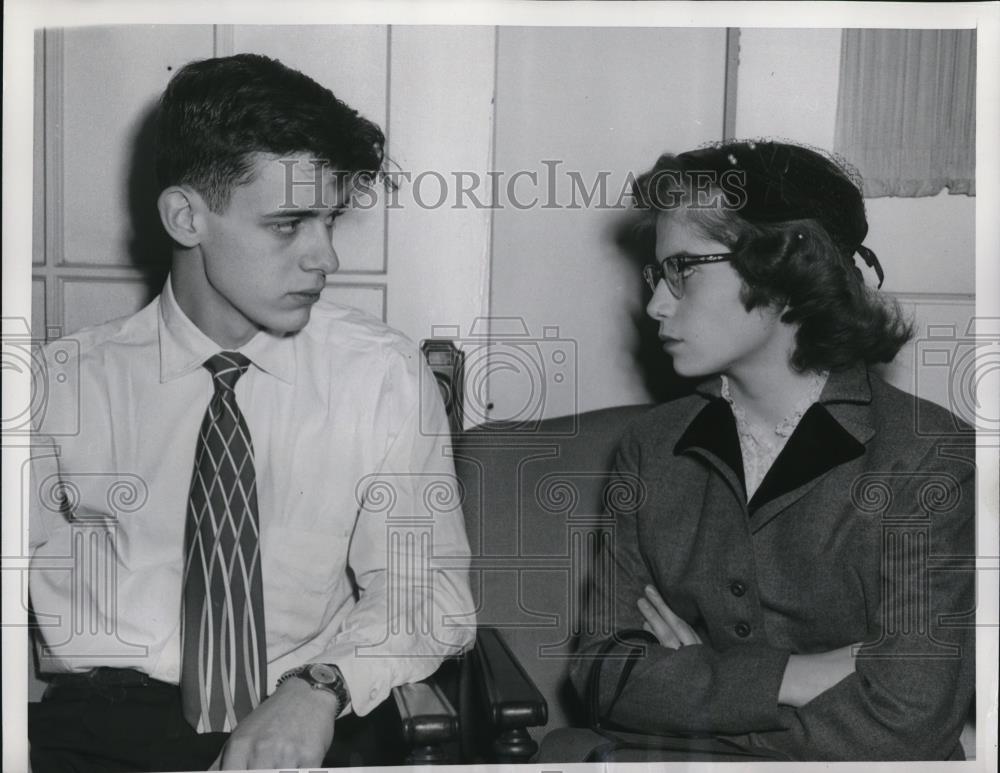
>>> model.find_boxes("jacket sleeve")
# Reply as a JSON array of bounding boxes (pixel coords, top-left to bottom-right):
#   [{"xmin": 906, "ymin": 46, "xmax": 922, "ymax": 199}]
[
  {"xmin": 571, "ymin": 429, "xmax": 975, "ymax": 758},
  {"xmin": 748, "ymin": 442, "xmax": 976, "ymax": 760},
  {"xmin": 569, "ymin": 425, "xmax": 792, "ymax": 736}
]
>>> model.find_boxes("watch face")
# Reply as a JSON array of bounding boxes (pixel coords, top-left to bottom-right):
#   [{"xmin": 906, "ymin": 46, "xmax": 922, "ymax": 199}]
[{"xmin": 307, "ymin": 663, "xmax": 338, "ymax": 684}]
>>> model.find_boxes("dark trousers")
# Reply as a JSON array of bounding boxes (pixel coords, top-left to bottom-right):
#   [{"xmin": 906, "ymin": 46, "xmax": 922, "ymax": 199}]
[{"xmin": 29, "ymin": 675, "xmax": 404, "ymax": 772}]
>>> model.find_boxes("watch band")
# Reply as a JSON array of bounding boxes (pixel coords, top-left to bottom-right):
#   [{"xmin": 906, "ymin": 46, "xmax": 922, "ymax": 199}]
[{"xmin": 276, "ymin": 663, "xmax": 349, "ymax": 718}]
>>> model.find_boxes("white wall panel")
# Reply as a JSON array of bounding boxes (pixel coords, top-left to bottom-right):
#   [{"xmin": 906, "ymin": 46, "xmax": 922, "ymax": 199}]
[
  {"xmin": 58, "ymin": 278, "xmax": 152, "ymax": 335},
  {"xmin": 734, "ymin": 28, "xmax": 842, "ymax": 151},
  {"xmin": 59, "ymin": 26, "xmax": 214, "ymax": 267},
  {"xmin": 385, "ymin": 26, "xmax": 495, "ymax": 345},
  {"xmin": 876, "ymin": 295, "xmax": 980, "ymax": 422},
  {"xmin": 489, "ymin": 27, "xmax": 727, "ymax": 419},
  {"xmin": 866, "ymin": 193, "xmax": 976, "ymax": 296}
]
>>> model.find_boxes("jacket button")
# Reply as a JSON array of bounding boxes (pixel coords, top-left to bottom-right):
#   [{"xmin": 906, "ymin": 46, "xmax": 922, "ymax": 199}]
[
  {"xmin": 734, "ymin": 622, "xmax": 751, "ymax": 638},
  {"xmin": 730, "ymin": 581, "xmax": 746, "ymax": 597}
]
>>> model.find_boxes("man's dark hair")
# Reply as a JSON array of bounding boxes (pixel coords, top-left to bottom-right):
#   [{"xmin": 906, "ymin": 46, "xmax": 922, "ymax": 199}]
[
  {"xmin": 155, "ymin": 53, "xmax": 386, "ymax": 211},
  {"xmin": 633, "ymin": 140, "xmax": 913, "ymax": 373}
]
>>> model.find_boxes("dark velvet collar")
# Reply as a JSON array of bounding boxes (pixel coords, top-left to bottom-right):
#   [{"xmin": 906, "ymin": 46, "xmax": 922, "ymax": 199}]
[
  {"xmin": 674, "ymin": 397, "xmax": 747, "ymax": 502},
  {"xmin": 747, "ymin": 402, "xmax": 865, "ymax": 513},
  {"xmin": 675, "ymin": 365, "xmax": 871, "ymax": 521}
]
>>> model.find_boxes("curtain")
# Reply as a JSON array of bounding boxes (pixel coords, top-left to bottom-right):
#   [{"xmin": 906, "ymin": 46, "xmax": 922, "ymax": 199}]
[{"xmin": 834, "ymin": 29, "xmax": 976, "ymax": 197}]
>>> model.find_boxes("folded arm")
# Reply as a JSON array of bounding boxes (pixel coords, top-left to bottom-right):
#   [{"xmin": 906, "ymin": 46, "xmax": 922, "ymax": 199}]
[
  {"xmin": 639, "ymin": 584, "xmax": 858, "ymax": 710},
  {"xmin": 572, "ymin": 432, "xmax": 975, "ymax": 760},
  {"xmin": 749, "ymin": 449, "xmax": 976, "ymax": 760}
]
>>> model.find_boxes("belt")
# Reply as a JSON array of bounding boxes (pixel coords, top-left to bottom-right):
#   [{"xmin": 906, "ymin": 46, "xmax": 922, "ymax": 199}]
[{"xmin": 48, "ymin": 667, "xmax": 170, "ymax": 688}]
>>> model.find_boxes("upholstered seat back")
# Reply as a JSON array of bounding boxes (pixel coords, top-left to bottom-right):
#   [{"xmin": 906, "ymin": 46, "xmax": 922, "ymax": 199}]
[{"xmin": 452, "ymin": 405, "xmax": 651, "ymax": 736}]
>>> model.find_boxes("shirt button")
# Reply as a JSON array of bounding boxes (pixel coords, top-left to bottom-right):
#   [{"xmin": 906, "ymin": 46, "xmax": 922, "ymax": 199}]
[
  {"xmin": 734, "ymin": 622, "xmax": 751, "ymax": 638},
  {"xmin": 730, "ymin": 581, "xmax": 746, "ymax": 597},
  {"xmin": 370, "ymin": 688, "xmax": 379, "ymax": 700}
]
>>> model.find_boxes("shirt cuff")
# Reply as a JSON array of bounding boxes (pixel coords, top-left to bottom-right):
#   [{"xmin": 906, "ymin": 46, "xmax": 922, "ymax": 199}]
[{"xmin": 327, "ymin": 651, "xmax": 384, "ymax": 718}]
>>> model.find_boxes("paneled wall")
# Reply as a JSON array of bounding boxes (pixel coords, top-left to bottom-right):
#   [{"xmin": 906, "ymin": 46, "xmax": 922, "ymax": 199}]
[
  {"xmin": 488, "ymin": 27, "xmax": 729, "ymax": 420},
  {"xmin": 34, "ymin": 27, "xmax": 214, "ymax": 338},
  {"xmin": 33, "ymin": 26, "xmax": 979, "ymax": 420},
  {"xmin": 734, "ymin": 28, "xmax": 977, "ymax": 416},
  {"xmin": 32, "ymin": 25, "xmax": 494, "ymax": 347}
]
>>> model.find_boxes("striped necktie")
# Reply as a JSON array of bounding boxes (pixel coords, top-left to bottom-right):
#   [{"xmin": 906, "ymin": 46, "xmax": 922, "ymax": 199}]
[{"xmin": 181, "ymin": 352, "xmax": 267, "ymax": 732}]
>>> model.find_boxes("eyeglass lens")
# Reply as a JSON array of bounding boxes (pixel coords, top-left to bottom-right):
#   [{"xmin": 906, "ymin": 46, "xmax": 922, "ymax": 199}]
[{"xmin": 644, "ymin": 262, "xmax": 682, "ymax": 297}]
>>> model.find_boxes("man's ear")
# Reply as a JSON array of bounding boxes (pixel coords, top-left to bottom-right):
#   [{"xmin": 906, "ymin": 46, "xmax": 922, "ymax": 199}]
[{"xmin": 157, "ymin": 186, "xmax": 207, "ymax": 248}]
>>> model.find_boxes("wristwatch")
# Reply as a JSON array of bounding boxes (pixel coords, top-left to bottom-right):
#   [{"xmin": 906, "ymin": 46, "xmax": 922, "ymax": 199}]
[{"xmin": 276, "ymin": 663, "xmax": 349, "ymax": 717}]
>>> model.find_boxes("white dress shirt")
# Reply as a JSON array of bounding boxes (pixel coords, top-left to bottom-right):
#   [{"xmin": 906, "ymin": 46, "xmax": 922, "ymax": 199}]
[{"xmin": 29, "ymin": 278, "xmax": 475, "ymax": 717}]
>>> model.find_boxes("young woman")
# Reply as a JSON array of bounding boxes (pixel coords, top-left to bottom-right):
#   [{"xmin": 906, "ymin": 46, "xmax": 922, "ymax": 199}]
[{"xmin": 565, "ymin": 141, "xmax": 975, "ymax": 761}]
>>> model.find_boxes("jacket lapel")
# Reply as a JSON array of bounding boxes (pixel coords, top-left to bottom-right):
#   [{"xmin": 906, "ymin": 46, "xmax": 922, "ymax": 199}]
[
  {"xmin": 674, "ymin": 396, "xmax": 747, "ymax": 504},
  {"xmin": 671, "ymin": 366, "xmax": 877, "ymax": 531},
  {"xmin": 748, "ymin": 365, "xmax": 876, "ymax": 531},
  {"xmin": 747, "ymin": 404, "xmax": 865, "ymax": 521}
]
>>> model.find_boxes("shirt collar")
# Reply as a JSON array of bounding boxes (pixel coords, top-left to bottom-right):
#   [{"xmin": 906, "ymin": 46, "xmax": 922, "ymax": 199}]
[
  {"xmin": 158, "ymin": 275, "xmax": 296, "ymax": 385},
  {"xmin": 687, "ymin": 362, "xmax": 874, "ymax": 447},
  {"xmin": 676, "ymin": 365, "xmax": 872, "ymax": 513},
  {"xmin": 692, "ymin": 362, "xmax": 872, "ymax": 406}
]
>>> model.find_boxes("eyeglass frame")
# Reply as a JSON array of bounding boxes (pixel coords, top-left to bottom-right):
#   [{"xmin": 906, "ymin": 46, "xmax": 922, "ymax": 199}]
[{"xmin": 642, "ymin": 252, "xmax": 735, "ymax": 299}]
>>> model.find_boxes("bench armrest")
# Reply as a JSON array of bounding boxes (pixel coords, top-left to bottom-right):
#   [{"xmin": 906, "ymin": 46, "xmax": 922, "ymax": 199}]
[
  {"xmin": 392, "ymin": 680, "xmax": 459, "ymax": 763},
  {"xmin": 471, "ymin": 627, "xmax": 548, "ymax": 761}
]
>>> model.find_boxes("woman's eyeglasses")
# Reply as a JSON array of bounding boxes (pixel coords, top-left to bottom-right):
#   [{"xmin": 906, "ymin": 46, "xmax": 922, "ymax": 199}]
[{"xmin": 642, "ymin": 253, "xmax": 735, "ymax": 299}]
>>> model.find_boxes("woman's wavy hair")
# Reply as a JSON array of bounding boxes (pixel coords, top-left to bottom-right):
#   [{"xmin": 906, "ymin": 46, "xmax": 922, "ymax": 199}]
[{"xmin": 632, "ymin": 140, "xmax": 913, "ymax": 373}]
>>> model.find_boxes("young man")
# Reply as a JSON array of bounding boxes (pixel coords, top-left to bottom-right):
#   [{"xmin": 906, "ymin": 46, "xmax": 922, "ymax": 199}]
[{"xmin": 29, "ymin": 54, "xmax": 475, "ymax": 771}]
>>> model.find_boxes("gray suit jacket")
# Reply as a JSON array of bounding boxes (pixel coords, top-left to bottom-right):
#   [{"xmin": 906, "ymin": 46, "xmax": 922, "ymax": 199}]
[{"xmin": 571, "ymin": 365, "xmax": 975, "ymax": 760}]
